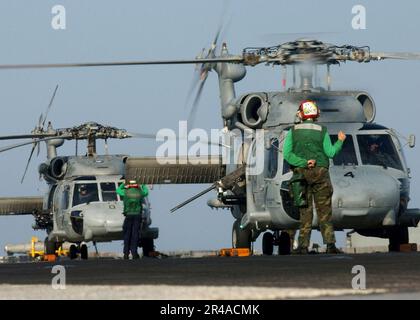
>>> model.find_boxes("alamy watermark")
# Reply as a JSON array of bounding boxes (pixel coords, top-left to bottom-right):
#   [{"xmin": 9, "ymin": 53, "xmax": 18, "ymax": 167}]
[
  {"xmin": 351, "ymin": 265, "xmax": 366, "ymax": 290},
  {"xmin": 51, "ymin": 5, "xmax": 66, "ymax": 30},
  {"xmin": 155, "ymin": 121, "xmax": 266, "ymax": 175},
  {"xmin": 352, "ymin": 4, "xmax": 366, "ymax": 30},
  {"xmin": 51, "ymin": 265, "xmax": 66, "ymax": 290}
]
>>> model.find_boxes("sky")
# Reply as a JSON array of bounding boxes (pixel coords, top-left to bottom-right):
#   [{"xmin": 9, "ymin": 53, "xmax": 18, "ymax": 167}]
[{"xmin": 0, "ymin": 0, "xmax": 419, "ymax": 254}]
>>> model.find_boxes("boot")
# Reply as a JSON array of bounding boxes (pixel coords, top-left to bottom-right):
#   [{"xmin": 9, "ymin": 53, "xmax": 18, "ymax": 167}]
[
  {"xmin": 292, "ymin": 247, "xmax": 308, "ymax": 255},
  {"xmin": 123, "ymin": 254, "xmax": 129, "ymax": 260},
  {"xmin": 326, "ymin": 244, "xmax": 343, "ymax": 254}
]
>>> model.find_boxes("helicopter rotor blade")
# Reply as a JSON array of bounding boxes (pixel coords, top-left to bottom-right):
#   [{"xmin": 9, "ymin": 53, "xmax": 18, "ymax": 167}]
[
  {"xmin": 126, "ymin": 132, "xmax": 158, "ymax": 140},
  {"xmin": 0, "ymin": 136, "xmax": 69, "ymax": 154},
  {"xmin": 37, "ymin": 114, "xmax": 43, "ymax": 128},
  {"xmin": 185, "ymin": 61, "xmax": 203, "ymax": 106},
  {"xmin": 209, "ymin": 19, "xmax": 224, "ymax": 55},
  {"xmin": 170, "ymin": 184, "xmax": 216, "ymax": 213},
  {"xmin": 185, "ymin": 12, "xmax": 229, "ymax": 127},
  {"xmin": 0, "ymin": 57, "xmax": 243, "ymax": 70},
  {"xmin": 42, "ymin": 84, "xmax": 59, "ymax": 128},
  {"xmin": 170, "ymin": 165, "xmax": 245, "ymax": 213},
  {"xmin": 370, "ymin": 52, "xmax": 420, "ymax": 61},
  {"xmin": 36, "ymin": 140, "xmax": 41, "ymax": 157},
  {"xmin": 188, "ymin": 74, "xmax": 207, "ymax": 127},
  {"xmin": 0, "ymin": 133, "xmax": 56, "ymax": 140},
  {"xmin": 128, "ymin": 131, "xmax": 229, "ymax": 148},
  {"xmin": 20, "ymin": 143, "xmax": 37, "ymax": 183}
]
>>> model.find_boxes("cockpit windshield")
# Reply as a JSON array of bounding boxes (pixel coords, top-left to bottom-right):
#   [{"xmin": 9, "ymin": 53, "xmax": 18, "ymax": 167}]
[
  {"xmin": 72, "ymin": 183, "xmax": 99, "ymax": 206},
  {"xmin": 357, "ymin": 134, "xmax": 403, "ymax": 170},
  {"xmin": 101, "ymin": 182, "xmax": 118, "ymax": 201},
  {"xmin": 330, "ymin": 135, "xmax": 358, "ymax": 166}
]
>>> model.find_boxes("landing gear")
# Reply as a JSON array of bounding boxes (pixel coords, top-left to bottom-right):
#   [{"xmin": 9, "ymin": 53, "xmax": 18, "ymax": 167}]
[
  {"xmin": 278, "ymin": 232, "xmax": 291, "ymax": 255},
  {"xmin": 69, "ymin": 244, "xmax": 78, "ymax": 260},
  {"xmin": 262, "ymin": 232, "xmax": 273, "ymax": 255},
  {"xmin": 261, "ymin": 231, "xmax": 291, "ymax": 256},
  {"xmin": 80, "ymin": 243, "xmax": 88, "ymax": 260},
  {"xmin": 389, "ymin": 226, "xmax": 409, "ymax": 252},
  {"xmin": 44, "ymin": 238, "xmax": 56, "ymax": 255},
  {"xmin": 232, "ymin": 220, "xmax": 251, "ymax": 249},
  {"xmin": 140, "ymin": 238, "xmax": 154, "ymax": 257},
  {"xmin": 69, "ymin": 243, "xmax": 89, "ymax": 260}
]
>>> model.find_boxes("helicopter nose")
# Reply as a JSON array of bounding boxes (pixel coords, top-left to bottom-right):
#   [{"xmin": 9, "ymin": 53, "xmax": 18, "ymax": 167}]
[
  {"xmin": 330, "ymin": 166, "xmax": 400, "ymax": 228},
  {"xmin": 75, "ymin": 203, "xmax": 124, "ymax": 240}
]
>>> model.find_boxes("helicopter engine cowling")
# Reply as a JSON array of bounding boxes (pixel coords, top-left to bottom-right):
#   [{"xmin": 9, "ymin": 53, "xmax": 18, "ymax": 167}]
[
  {"xmin": 240, "ymin": 94, "xmax": 269, "ymax": 129},
  {"xmin": 38, "ymin": 163, "xmax": 56, "ymax": 183},
  {"xmin": 355, "ymin": 92, "xmax": 376, "ymax": 123},
  {"xmin": 50, "ymin": 157, "xmax": 68, "ymax": 179}
]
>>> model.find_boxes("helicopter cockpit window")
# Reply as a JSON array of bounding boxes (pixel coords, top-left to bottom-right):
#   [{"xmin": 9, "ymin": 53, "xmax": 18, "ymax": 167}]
[
  {"xmin": 101, "ymin": 182, "xmax": 118, "ymax": 202},
  {"xmin": 357, "ymin": 134, "xmax": 403, "ymax": 170},
  {"xmin": 72, "ymin": 183, "xmax": 99, "ymax": 206},
  {"xmin": 267, "ymin": 138, "xmax": 279, "ymax": 178},
  {"xmin": 330, "ymin": 135, "xmax": 358, "ymax": 166}
]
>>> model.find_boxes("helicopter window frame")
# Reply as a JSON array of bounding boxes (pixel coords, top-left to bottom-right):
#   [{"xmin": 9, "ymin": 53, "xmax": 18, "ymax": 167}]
[
  {"xmin": 266, "ymin": 138, "xmax": 280, "ymax": 179},
  {"xmin": 72, "ymin": 182, "xmax": 100, "ymax": 207},
  {"xmin": 61, "ymin": 185, "xmax": 70, "ymax": 210},
  {"xmin": 330, "ymin": 134, "xmax": 358, "ymax": 166},
  {"xmin": 100, "ymin": 182, "xmax": 118, "ymax": 202},
  {"xmin": 47, "ymin": 185, "xmax": 57, "ymax": 210},
  {"xmin": 356, "ymin": 132, "xmax": 405, "ymax": 171}
]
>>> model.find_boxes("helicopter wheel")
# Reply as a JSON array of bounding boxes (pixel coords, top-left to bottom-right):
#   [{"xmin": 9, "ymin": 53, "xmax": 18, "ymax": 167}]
[
  {"xmin": 44, "ymin": 238, "xmax": 56, "ymax": 255},
  {"xmin": 232, "ymin": 220, "xmax": 251, "ymax": 249},
  {"xmin": 262, "ymin": 232, "xmax": 274, "ymax": 255},
  {"xmin": 388, "ymin": 226, "xmax": 409, "ymax": 252},
  {"xmin": 69, "ymin": 244, "xmax": 78, "ymax": 260},
  {"xmin": 80, "ymin": 243, "xmax": 88, "ymax": 260},
  {"xmin": 141, "ymin": 238, "xmax": 154, "ymax": 257},
  {"xmin": 278, "ymin": 232, "xmax": 291, "ymax": 255}
]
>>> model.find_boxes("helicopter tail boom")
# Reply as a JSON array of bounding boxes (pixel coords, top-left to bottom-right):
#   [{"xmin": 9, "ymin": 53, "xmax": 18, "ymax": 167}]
[{"xmin": 0, "ymin": 197, "xmax": 43, "ymax": 216}]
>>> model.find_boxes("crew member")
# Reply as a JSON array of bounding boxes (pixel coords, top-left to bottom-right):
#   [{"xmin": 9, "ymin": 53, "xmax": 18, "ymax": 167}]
[
  {"xmin": 117, "ymin": 180, "xmax": 149, "ymax": 259},
  {"xmin": 77, "ymin": 184, "xmax": 97, "ymax": 205},
  {"xmin": 283, "ymin": 100, "xmax": 346, "ymax": 254}
]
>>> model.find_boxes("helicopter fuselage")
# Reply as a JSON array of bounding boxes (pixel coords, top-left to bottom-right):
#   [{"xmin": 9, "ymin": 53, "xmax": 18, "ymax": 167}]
[
  {"xmin": 219, "ymin": 90, "xmax": 420, "ymax": 241},
  {"xmin": 40, "ymin": 155, "xmax": 158, "ymax": 245}
]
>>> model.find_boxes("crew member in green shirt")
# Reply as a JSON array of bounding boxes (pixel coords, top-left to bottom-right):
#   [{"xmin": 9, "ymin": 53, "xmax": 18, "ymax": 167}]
[
  {"xmin": 117, "ymin": 180, "xmax": 149, "ymax": 259},
  {"xmin": 283, "ymin": 100, "xmax": 346, "ymax": 254}
]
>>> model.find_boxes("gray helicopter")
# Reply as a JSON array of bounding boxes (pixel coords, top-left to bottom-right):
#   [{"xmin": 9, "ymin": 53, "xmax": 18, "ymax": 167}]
[
  {"xmin": 0, "ymin": 101, "xmax": 159, "ymax": 259},
  {"xmin": 1, "ymin": 38, "xmax": 420, "ymax": 255}
]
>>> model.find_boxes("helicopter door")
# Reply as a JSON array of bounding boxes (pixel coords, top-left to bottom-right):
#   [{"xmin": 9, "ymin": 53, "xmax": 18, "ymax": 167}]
[
  {"xmin": 248, "ymin": 140, "xmax": 265, "ymax": 211},
  {"xmin": 57, "ymin": 185, "xmax": 70, "ymax": 229},
  {"xmin": 277, "ymin": 131, "xmax": 300, "ymax": 220},
  {"xmin": 265, "ymin": 137, "xmax": 283, "ymax": 209}
]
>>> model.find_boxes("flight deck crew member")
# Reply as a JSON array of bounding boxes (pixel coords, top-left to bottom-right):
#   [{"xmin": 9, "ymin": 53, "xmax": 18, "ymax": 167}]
[
  {"xmin": 283, "ymin": 100, "xmax": 346, "ymax": 254},
  {"xmin": 117, "ymin": 180, "xmax": 149, "ymax": 259}
]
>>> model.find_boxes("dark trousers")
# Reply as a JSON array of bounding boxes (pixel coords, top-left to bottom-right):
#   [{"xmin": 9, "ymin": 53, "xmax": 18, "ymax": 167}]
[{"xmin": 123, "ymin": 215, "xmax": 141, "ymax": 256}]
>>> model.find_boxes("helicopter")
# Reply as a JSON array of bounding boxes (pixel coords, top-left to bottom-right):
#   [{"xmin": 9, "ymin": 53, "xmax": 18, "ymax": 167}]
[
  {"xmin": 0, "ymin": 93, "xmax": 161, "ymax": 259},
  {"xmin": 1, "ymin": 38, "xmax": 420, "ymax": 255}
]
